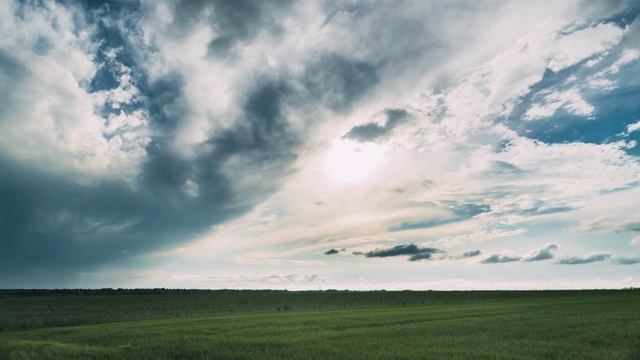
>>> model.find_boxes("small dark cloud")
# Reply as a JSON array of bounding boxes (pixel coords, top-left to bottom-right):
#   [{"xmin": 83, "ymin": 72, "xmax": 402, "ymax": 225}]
[
  {"xmin": 344, "ymin": 108, "xmax": 411, "ymax": 142},
  {"xmin": 461, "ymin": 250, "xmax": 482, "ymax": 258},
  {"xmin": 480, "ymin": 254, "xmax": 522, "ymax": 264},
  {"xmin": 523, "ymin": 244, "xmax": 558, "ymax": 262},
  {"xmin": 558, "ymin": 253, "xmax": 611, "ymax": 265},
  {"xmin": 408, "ymin": 252, "xmax": 437, "ymax": 261},
  {"xmin": 324, "ymin": 248, "xmax": 340, "ymax": 255},
  {"xmin": 344, "ymin": 123, "xmax": 388, "ymax": 142},
  {"xmin": 359, "ymin": 244, "xmax": 443, "ymax": 261},
  {"xmin": 613, "ymin": 257, "xmax": 640, "ymax": 265}
]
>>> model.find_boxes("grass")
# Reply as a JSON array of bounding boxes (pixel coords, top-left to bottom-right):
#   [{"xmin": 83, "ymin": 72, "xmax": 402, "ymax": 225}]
[
  {"xmin": 1, "ymin": 292, "xmax": 639, "ymax": 359},
  {"xmin": 1, "ymin": 289, "xmax": 632, "ymax": 332}
]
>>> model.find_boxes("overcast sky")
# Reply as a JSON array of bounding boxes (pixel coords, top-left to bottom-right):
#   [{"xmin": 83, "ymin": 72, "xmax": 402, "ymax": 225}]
[{"xmin": 1, "ymin": 0, "xmax": 640, "ymax": 289}]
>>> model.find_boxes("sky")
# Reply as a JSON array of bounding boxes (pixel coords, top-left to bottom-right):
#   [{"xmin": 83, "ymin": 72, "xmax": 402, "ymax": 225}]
[{"xmin": 1, "ymin": 0, "xmax": 640, "ymax": 290}]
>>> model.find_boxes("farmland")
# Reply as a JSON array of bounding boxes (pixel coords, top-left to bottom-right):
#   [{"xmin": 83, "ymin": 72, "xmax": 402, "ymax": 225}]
[{"xmin": 1, "ymin": 290, "xmax": 639, "ymax": 359}]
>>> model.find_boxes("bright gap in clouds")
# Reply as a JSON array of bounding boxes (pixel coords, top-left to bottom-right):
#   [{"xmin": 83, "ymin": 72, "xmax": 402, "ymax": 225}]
[{"xmin": 323, "ymin": 139, "xmax": 388, "ymax": 184}]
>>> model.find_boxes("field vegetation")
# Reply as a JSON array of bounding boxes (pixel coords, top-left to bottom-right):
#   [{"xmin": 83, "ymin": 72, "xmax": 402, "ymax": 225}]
[{"xmin": 1, "ymin": 289, "xmax": 639, "ymax": 359}]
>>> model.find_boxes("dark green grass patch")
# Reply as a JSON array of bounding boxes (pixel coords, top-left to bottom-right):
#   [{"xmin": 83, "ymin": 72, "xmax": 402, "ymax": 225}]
[
  {"xmin": 2, "ymin": 289, "xmax": 634, "ymax": 332},
  {"xmin": 2, "ymin": 293, "xmax": 639, "ymax": 359}
]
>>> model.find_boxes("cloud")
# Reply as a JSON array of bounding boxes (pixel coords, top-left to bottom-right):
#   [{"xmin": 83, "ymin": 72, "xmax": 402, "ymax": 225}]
[
  {"xmin": 480, "ymin": 244, "xmax": 561, "ymax": 264},
  {"xmin": 627, "ymin": 121, "xmax": 640, "ymax": 134},
  {"xmin": 344, "ymin": 108, "xmax": 411, "ymax": 142},
  {"xmin": 446, "ymin": 250, "xmax": 482, "ymax": 260},
  {"xmin": 613, "ymin": 257, "xmax": 640, "ymax": 265},
  {"xmin": 558, "ymin": 253, "xmax": 611, "ymax": 265},
  {"xmin": 259, "ymin": 273, "xmax": 318, "ymax": 284},
  {"xmin": 546, "ymin": 23, "xmax": 624, "ymax": 73},
  {"xmin": 303, "ymin": 54, "xmax": 379, "ymax": 113},
  {"xmin": 0, "ymin": 0, "xmax": 313, "ymax": 282},
  {"xmin": 524, "ymin": 89, "xmax": 595, "ymax": 120},
  {"xmin": 461, "ymin": 250, "xmax": 482, "ymax": 258},
  {"xmin": 324, "ymin": 248, "xmax": 340, "ymax": 255},
  {"xmin": 480, "ymin": 254, "xmax": 522, "ymax": 264},
  {"xmin": 522, "ymin": 244, "xmax": 558, "ymax": 262},
  {"xmin": 389, "ymin": 203, "xmax": 491, "ymax": 232},
  {"xmin": 570, "ymin": 214, "xmax": 640, "ymax": 234},
  {"xmin": 360, "ymin": 244, "xmax": 443, "ymax": 262},
  {"xmin": 434, "ymin": 229, "xmax": 527, "ymax": 247}
]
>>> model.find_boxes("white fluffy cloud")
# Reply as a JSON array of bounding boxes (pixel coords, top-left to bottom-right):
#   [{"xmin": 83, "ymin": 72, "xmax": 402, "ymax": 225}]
[{"xmin": 0, "ymin": 1, "xmax": 149, "ymax": 183}]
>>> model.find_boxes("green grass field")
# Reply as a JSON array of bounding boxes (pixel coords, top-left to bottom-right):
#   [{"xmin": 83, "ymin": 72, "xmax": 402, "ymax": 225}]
[{"xmin": 1, "ymin": 291, "xmax": 639, "ymax": 359}]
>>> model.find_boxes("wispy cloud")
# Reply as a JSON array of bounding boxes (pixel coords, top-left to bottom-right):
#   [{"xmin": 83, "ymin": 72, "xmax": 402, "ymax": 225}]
[
  {"xmin": 613, "ymin": 257, "xmax": 640, "ymax": 265},
  {"xmin": 558, "ymin": 253, "xmax": 611, "ymax": 265},
  {"xmin": 481, "ymin": 244, "xmax": 558, "ymax": 264},
  {"xmin": 480, "ymin": 254, "xmax": 522, "ymax": 264}
]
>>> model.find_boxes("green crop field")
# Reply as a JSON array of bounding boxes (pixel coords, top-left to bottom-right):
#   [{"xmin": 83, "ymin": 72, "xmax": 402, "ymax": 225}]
[{"xmin": 1, "ymin": 290, "xmax": 639, "ymax": 359}]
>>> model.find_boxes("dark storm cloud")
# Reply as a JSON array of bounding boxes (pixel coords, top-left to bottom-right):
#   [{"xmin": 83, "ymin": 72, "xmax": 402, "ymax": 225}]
[
  {"xmin": 0, "ymin": 151, "xmax": 246, "ymax": 286},
  {"xmin": 344, "ymin": 108, "xmax": 411, "ymax": 142},
  {"xmin": 522, "ymin": 244, "xmax": 558, "ymax": 262},
  {"xmin": 558, "ymin": 253, "xmax": 611, "ymax": 265},
  {"xmin": 324, "ymin": 248, "xmax": 340, "ymax": 255},
  {"xmin": 360, "ymin": 244, "xmax": 443, "ymax": 261},
  {"xmin": 480, "ymin": 254, "xmax": 522, "ymax": 264},
  {"xmin": 0, "ymin": 2, "xmax": 309, "ymax": 286}
]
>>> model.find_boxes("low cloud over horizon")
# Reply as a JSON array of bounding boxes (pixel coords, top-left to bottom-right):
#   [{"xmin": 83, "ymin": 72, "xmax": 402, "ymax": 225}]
[{"xmin": 1, "ymin": 0, "xmax": 639, "ymax": 289}]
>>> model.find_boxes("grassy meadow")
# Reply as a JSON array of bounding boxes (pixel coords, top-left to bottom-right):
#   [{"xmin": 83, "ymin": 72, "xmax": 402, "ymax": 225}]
[{"xmin": 1, "ymin": 290, "xmax": 639, "ymax": 359}]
